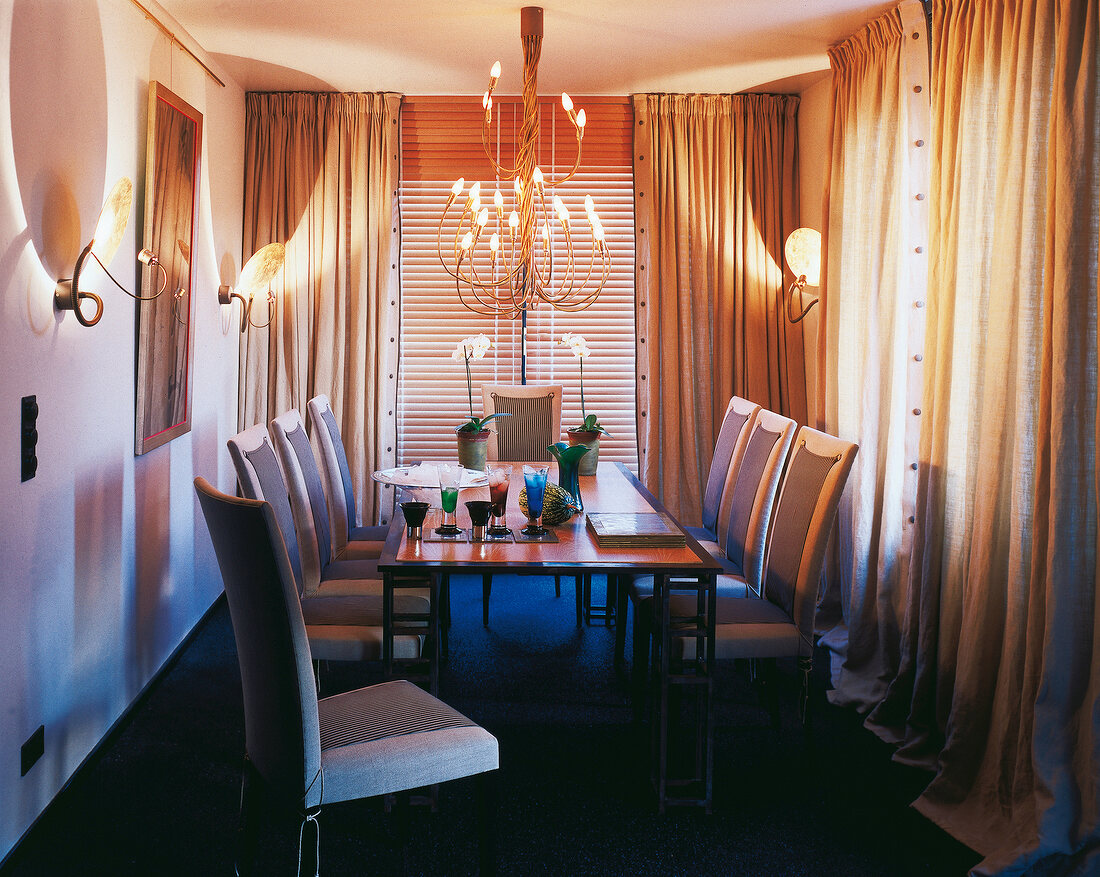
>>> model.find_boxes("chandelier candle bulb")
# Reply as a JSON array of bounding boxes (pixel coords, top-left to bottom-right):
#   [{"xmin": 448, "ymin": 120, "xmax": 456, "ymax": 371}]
[{"xmin": 438, "ymin": 6, "xmax": 611, "ymax": 317}]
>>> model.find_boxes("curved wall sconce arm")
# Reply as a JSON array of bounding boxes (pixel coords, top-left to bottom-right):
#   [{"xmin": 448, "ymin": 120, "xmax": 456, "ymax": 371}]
[
  {"xmin": 785, "ymin": 276, "xmax": 820, "ymax": 324},
  {"xmin": 53, "ymin": 178, "xmax": 167, "ymax": 327},
  {"xmin": 219, "ymin": 242, "xmax": 285, "ymax": 334},
  {"xmin": 783, "ymin": 227, "xmax": 822, "ymax": 325}
]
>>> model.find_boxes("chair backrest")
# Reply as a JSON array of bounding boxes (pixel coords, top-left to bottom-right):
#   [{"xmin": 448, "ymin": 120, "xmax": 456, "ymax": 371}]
[
  {"xmin": 307, "ymin": 394, "xmax": 357, "ymax": 555},
  {"xmin": 227, "ymin": 423, "xmax": 305, "ymax": 594},
  {"xmin": 720, "ymin": 409, "xmax": 796, "ymax": 595},
  {"xmin": 762, "ymin": 426, "xmax": 858, "ymax": 655},
  {"xmin": 194, "ymin": 477, "xmax": 323, "ymax": 808},
  {"xmin": 481, "ymin": 383, "xmax": 563, "ymax": 461},
  {"xmin": 701, "ymin": 396, "xmax": 761, "ymax": 534},
  {"xmin": 270, "ymin": 409, "xmax": 332, "ymax": 595}
]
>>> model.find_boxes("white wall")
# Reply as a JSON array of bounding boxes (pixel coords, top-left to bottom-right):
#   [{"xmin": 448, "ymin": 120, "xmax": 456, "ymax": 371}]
[
  {"xmin": 0, "ymin": 0, "xmax": 244, "ymax": 861},
  {"xmin": 798, "ymin": 73, "xmax": 832, "ymax": 428}
]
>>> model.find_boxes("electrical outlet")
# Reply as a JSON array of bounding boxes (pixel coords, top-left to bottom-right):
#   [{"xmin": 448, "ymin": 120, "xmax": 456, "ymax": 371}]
[
  {"xmin": 21, "ymin": 725, "xmax": 44, "ymax": 776},
  {"xmin": 21, "ymin": 395, "xmax": 38, "ymax": 482}
]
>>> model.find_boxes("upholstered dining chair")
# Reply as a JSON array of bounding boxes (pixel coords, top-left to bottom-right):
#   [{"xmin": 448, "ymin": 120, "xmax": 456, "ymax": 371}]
[
  {"xmin": 227, "ymin": 424, "xmax": 425, "ymax": 665},
  {"xmin": 617, "ymin": 409, "xmax": 797, "ymax": 701},
  {"xmin": 194, "ymin": 477, "xmax": 499, "ymax": 876},
  {"xmin": 480, "ymin": 383, "xmax": 563, "ymax": 462},
  {"xmin": 307, "ymin": 394, "xmax": 388, "ymax": 560},
  {"xmin": 668, "ymin": 426, "xmax": 857, "ymax": 728},
  {"xmin": 683, "ymin": 396, "xmax": 762, "ymax": 550},
  {"xmin": 478, "ymin": 383, "xmax": 576, "ymax": 619}
]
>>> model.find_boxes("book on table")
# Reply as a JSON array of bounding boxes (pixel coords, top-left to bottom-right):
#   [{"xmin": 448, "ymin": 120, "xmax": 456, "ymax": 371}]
[{"xmin": 585, "ymin": 512, "xmax": 686, "ymax": 547}]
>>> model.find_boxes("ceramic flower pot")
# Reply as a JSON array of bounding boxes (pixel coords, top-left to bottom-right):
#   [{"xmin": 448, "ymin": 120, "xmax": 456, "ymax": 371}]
[
  {"xmin": 455, "ymin": 427, "xmax": 490, "ymax": 471},
  {"xmin": 567, "ymin": 429, "xmax": 601, "ymax": 476}
]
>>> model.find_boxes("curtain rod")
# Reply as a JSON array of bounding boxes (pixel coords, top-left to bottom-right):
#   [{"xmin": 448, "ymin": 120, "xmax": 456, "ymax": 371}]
[{"xmin": 129, "ymin": 0, "xmax": 226, "ymax": 88}]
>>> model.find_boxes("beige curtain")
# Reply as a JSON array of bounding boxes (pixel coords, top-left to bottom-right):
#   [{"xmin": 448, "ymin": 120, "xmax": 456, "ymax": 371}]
[
  {"xmin": 240, "ymin": 92, "xmax": 401, "ymax": 525},
  {"xmin": 633, "ymin": 93, "xmax": 802, "ymax": 524},
  {"xmin": 822, "ymin": 0, "xmax": 1100, "ymax": 871},
  {"xmin": 816, "ymin": 1, "xmax": 932, "ymax": 716}
]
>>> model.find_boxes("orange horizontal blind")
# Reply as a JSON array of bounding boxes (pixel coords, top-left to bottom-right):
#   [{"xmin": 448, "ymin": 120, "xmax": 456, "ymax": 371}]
[{"xmin": 398, "ymin": 96, "xmax": 638, "ymax": 470}]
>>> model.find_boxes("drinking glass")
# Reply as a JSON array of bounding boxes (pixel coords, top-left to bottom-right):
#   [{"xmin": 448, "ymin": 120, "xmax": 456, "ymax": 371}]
[
  {"xmin": 399, "ymin": 501, "xmax": 430, "ymax": 540},
  {"xmin": 436, "ymin": 463, "xmax": 462, "ymax": 535},
  {"xmin": 486, "ymin": 464, "xmax": 513, "ymax": 536},
  {"xmin": 521, "ymin": 464, "xmax": 549, "ymax": 536},
  {"xmin": 465, "ymin": 500, "xmax": 493, "ymax": 541}
]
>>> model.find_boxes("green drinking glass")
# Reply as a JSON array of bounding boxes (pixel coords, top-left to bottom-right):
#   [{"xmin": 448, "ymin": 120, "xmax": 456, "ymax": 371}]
[{"xmin": 436, "ymin": 463, "xmax": 463, "ymax": 535}]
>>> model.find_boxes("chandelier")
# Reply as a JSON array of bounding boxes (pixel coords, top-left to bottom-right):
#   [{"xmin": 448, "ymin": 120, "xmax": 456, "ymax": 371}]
[{"xmin": 437, "ymin": 6, "xmax": 610, "ymax": 319}]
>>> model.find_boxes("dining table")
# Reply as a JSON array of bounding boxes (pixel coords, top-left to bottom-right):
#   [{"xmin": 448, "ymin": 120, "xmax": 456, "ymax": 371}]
[{"xmin": 376, "ymin": 460, "xmax": 721, "ymax": 812}]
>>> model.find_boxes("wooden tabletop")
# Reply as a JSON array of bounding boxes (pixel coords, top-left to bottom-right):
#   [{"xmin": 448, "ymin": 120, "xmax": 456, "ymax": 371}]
[{"xmin": 379, "ymin": 462, "xmax": 720, "ymax": 576}]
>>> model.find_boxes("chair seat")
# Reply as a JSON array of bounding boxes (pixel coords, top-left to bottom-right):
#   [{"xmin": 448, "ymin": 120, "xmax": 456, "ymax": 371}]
[
  {"xmin": 350, "ymin": 524, "xmax": 390, "ymax": 543},
  {"xmin": 683, "ymin": 525, "xmax": 716, "ymax": 544},
  {"xmin": 306, "ymin": 625, "xmax": 422, "ymax": 662},
  {"xmin": 629, "ymin": 569, "xmax": 749, "ymax": 603},
  {"xmin": 676, "ymin": 595, "xmax": 806, "ymax": 661},
  {"xmin": 303, "ymin": 576, "xmax": 429, "ymax": 625},
  {"xmin": 337, "ymin": 541, "xmax": 386, "ymax": 561},
  {"xmin": 335, "ymin": 525, "xmax": 389, "ymax": 560},
  {"xmin": 324, "ymin": 558, "xmax": 381, "ymax": 580},
  {"xmin": 317, "ymin": 680, "xmax": 499, "ymax": 804}
]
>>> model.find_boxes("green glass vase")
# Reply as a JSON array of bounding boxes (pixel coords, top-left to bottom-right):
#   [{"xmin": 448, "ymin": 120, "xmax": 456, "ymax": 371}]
[{"xmin": 547, "ymin": 441, "xmax": 589, "ymax": 511}]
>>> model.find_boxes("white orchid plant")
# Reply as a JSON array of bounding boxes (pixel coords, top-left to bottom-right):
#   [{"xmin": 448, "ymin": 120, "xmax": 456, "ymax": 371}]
[
  {"xmin": 452, "ymin": 334, "xmax": 510, "ymax": 433},
  {"xmin": 559, "ymin": 332, "xmax": 610, "ymax": 436}
]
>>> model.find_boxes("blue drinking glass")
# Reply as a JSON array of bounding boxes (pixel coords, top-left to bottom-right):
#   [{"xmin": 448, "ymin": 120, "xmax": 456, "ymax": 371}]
[{"xmin": 521, "ymin": 464, "xmax": 549, "ymax": 536}]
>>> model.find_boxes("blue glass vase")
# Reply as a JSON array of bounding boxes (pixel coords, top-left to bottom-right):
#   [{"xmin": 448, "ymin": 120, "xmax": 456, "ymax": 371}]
[{"xmin": 547, "ymin": 441, "xmax": 589, "ymax": 511}]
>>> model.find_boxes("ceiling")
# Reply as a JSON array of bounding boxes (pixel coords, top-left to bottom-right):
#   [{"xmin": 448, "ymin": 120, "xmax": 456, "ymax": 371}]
[{"xmin": 157, "ymin": 0, "xmax": 896, "ymax": 96}]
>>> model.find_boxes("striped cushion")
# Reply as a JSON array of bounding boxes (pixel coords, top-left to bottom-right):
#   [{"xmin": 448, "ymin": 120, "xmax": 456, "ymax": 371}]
[
  {"xmin": 492, "ymin": 392, "xmax": 555, "ymax": 461},
  {"xmin": 320, "ymin": 680, "xmax": 475, "ymax": 749},
  {"xmin": 316, "ymin": 680, "xmax": 499, "ymax": 803}
]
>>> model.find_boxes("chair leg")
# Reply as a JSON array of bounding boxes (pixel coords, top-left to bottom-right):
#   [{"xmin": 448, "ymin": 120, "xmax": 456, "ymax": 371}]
[
  {"xmin": 297, "ymin": 810, "xmax": 321, "ymax": 877},
  {"xmin": 631, "ymin": 599, "xmax": 652, "ymax": 723},
  {"xmin": 798, "ymin": 655, "xmax": 813, "ymax": 729},
  {"xmin": 235, "ymin": 759, "xmax": 262, "ymax": 877},
  {"xmin": 482, "ymin": 574, "xmax": 492, "ymax": 627},
  {"xmin": 763, "ymin": 658, "xmax": 781, "ymax": 731},
  {"xmin": 555, "ymin": 575, "xmax": 562, "ymax": 597},
  {"xmin": 476, "ymin": 771, "xmax": 499, "ymax": 876},
  {"xmin": 440, "ymin": 574, "xmax": 450, "ymax": 662},
  {"xmin": 574, "ymin": 576, "xmax": 583, "ymax": 626},
  {"xmin": 614, "ymin": 582, "xmax": 629, "ymax": 668}
]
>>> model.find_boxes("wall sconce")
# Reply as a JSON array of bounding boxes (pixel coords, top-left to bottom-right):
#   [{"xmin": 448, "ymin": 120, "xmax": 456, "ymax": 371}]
[
  {"xmin": 218, "ymin": 242, "xmax": 285, "ymax": 334},
  {"xmin": 54, "ymin": 177, "xmax": 167, "ymax": 327},
  {"xmin": 783, "ymin": 227, "xmax": 821, "ymax": 324}
]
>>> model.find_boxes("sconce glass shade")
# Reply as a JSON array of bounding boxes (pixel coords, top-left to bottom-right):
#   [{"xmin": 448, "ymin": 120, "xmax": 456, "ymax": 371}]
[
  {"xmin": 784, "ymin": 227, "xmax": 821, "ymax": 287},
  {"xmin": 218, "ymin": 242, "xmax": 285, "ymax": 333},
  {"xmin": 90, "ymin": 177, "xmax": 133, "ymax": 266},
  {"xmin": 238, "ymin": 242, "xmax": 285, "ymax": 298}
]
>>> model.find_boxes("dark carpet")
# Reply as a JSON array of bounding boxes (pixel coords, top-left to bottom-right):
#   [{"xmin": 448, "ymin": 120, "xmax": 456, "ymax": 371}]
[{"xmin": 2, "ymin": 574, "xmax": 981, "ymax": 876}]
